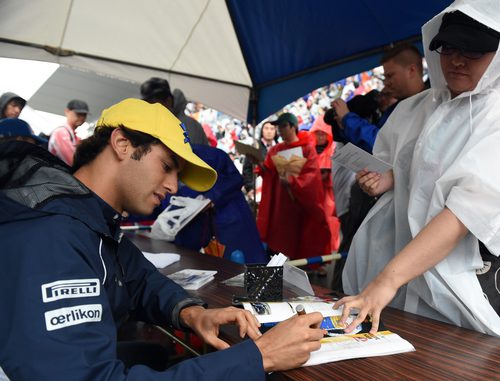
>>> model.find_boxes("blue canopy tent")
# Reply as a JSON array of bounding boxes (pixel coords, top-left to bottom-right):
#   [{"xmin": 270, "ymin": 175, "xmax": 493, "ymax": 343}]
[
  {"xmin": 227, "ymin": 0, "xmax": 452, "ymax": 122},
  {"xmin": 0, "ymin": 0, "xmax": 453, "ymax": 123}
]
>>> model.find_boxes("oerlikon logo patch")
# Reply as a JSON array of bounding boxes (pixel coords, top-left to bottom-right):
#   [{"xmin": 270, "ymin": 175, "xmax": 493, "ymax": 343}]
[{"xmin": 45, "ymin": 304, "xmax": 102, "ymax": 331}]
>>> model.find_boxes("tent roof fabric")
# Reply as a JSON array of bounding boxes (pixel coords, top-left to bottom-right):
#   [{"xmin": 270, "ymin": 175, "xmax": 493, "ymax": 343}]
[{"xmin": 0, "ymin": 0, "xmax": 453, "ymax": 123}]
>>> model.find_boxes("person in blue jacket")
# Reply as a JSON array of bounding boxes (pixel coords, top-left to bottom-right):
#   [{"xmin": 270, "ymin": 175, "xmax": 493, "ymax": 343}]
[
  {"xmin": 0, "ymin": 98, "xmax": 324, "ymax": 380},
  {"xmin": 331, "ymin": 44, "xmax": 426, "ymax": 153},
  {"xmin": 173, "ymin": 144, "xmax": 268, "ymax": 264}
]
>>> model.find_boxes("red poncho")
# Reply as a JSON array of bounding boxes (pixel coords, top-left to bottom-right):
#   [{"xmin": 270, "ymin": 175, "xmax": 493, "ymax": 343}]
[
  {"xmin": 310, "ymin": 116, "xmax": 341, "ymax": 252},
  {"xmin": 257, "ymin": 131, "xmax": 332, "ymax": 259}
]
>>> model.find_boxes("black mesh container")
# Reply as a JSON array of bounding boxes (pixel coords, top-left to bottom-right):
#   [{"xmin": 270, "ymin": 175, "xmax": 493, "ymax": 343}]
[{"xmin": 244, "ymin": 265, "xmax": 283, "ymax": 301}]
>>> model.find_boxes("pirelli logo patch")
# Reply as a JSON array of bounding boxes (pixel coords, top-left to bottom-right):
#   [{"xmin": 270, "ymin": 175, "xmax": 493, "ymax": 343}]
[
  {"xmin": 41, "ymin": 279, "xmax": 100, "ymax": 303},
  {"xmin": 45, "ymin": 304, "xmax": 102, "ymax": 331}
]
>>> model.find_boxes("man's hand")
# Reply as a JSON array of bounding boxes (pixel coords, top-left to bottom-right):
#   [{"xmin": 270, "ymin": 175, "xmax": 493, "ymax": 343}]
[
  {"xmin": 246, "ymin": 189, "xmax": 255, "ymax": 199},
  {"xmin": 254, "ymin": 312, "xmax": 324, "ymax": 372},
  {"xmin": 356, "ymin": 169, "xmax": 394, "ymax": 196},
  {"xmin": 331, "ymin": 99, "xmax": 350, "ymax": 126},
  {"xmin": 333, "ymin": 276, "xmax": 398, "ymax": 334},
  {"xmin": 180, "ymin": 306, "xmax": 262, "ymax": 350}
]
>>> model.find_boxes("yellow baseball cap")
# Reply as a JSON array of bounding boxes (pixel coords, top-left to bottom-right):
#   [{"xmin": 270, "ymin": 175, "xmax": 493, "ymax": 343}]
[{"xmin": 96, "ymin": 98, "xmax": 217, "ymax": 192}]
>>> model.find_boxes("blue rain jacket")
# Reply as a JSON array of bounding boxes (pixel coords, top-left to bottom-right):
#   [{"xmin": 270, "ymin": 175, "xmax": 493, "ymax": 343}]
[
  {"xmin": 341, "ymin": 102, "xmax": 398, "ymax": 153},
  {"xmin": 0, "ymin": 142, "xmax": 264, "ymax": 381},
  {"xmin": 173, "ymin": 145, "xmax": 267, "ymax": 264}
]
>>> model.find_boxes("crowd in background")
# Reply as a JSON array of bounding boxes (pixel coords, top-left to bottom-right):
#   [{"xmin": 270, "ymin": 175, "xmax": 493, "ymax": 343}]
[{"xmin": 188, "ymin": 67, "xmax": 387, "ymax": 164}]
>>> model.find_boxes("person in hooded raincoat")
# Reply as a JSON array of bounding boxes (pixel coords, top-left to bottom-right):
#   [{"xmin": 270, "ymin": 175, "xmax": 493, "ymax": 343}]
[
  {"xmin": 310, "ymin": 115, "xmax": 340, "ymax": 252},
  {"xmin": 0, "ymin": 92, "xmax": 26, "ymax": 120},
  {"xmin": 337, "ymin": 0, "xmax": 500, "ymax": 337},
  {"xmin": 257, "ymin": 113, "xmax": 332, "ymax": 260}
]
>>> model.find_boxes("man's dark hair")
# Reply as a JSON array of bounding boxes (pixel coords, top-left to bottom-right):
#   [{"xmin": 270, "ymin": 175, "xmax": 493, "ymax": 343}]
[
  {"xmin": 73, "ymin": 125, "xmax": 162, "ymax": 171},
  {"xmin": 140, "ymin": 77, "xmax": 172, "ymax": 104},
  {"xmin": 0, "ymin": 136, "xmax": 21, "ymax": 143},
  {"xmin": 259, "ymin": 121, "xmax": 278, "ymax": 142},
  {"xmin": 1, "ymin": 99, "xmax": 24, "ymax": 118},
  {"xmin": 381, "ymin": 43, "xmax": 423, "ymax": 76},
  {"xmin": 0, "ymin": 92, "xmax": 26, "ymax": 117}
]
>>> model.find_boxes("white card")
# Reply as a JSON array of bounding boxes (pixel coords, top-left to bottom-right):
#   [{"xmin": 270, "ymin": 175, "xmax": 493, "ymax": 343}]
[
  {"xmin": 332, "ymin": 143, "xmax": 392, "ymax": 173},
  {"xmin": 142, "ymin": 252, "xmax": 180, "ymax": 268},
  {"xmin": 276, "ymin": 146, "xmax": 303, "ymax": 159}
]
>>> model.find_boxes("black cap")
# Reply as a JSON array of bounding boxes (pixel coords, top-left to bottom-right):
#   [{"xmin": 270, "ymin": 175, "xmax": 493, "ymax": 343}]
[
  {"xmin": 66, "ymin": 99, "xmax": 89, "ymax": 114},
  {"xmin": 429, "ymin": 11, "xmax": 500, "ymax": 53},
  {"xmin": 271, "ymin": 112, "xmax": 299, "ymax": 127},
  {"xmin": 140, "ymin": 77, "xmax": 172, "ymax": 102}
]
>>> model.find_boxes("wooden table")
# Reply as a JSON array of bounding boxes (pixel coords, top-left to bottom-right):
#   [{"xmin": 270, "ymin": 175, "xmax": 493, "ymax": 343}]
[{"xmin": 130, "ymin": 234, "xmax": 500, "ymax": 381}]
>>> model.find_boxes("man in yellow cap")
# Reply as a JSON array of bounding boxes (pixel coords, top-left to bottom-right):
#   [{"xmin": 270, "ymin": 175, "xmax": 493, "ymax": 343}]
[{"xmin": 0, "ymin": 98, "xmax": 324, "ymax": 380}]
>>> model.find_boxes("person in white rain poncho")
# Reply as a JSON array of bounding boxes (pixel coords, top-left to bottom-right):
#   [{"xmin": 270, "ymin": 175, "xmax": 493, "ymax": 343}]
[{"xmin": 336, "ymin": 0, "xmax": 500, "ymax": 337}]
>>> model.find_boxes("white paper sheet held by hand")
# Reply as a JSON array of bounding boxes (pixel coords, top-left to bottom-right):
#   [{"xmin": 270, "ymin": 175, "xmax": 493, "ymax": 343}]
[
  {"xmin": 142, "ymin": 252, "xmax": 180, "ymax": 268},
  {"xmin": 277, "ymin": 146, "xmax": 303, "ymax": 159},
  {"xmin": 332, "ymin": 143, "xmax": 392, "ymax": 173}
]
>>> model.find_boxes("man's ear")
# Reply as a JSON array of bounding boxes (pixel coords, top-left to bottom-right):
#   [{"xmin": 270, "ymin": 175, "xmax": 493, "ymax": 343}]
[
  {"xmin": 407, "ymin": 63, "xmax": 418, "ymax": 78},
  {"xmin": 109, "ymin": 128, "xmax": 132, "ymax": 160}
]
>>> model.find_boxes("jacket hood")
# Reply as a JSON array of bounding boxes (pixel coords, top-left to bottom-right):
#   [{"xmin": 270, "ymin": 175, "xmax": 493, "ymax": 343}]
[
  {"xmin": 172, "ymin": 88, "xmax": 188, "ymax": 117},
  {"xmin": 309, "ymin": 115, "xmax": 335, "ymax": 169},
  {"xmin": 310, "ymin": 115, "xmax": 333, "ymax": 144},
  {"xmin": 0, "ymin": 141, "xmax": 117, "ymax": 238},
  {"xmin": 422, "ymin": 0, "xmax": 500, "ymax": 98},
  {"xmin": 0, "ymin": 92, "xmax": 26, "ymax": 117}
]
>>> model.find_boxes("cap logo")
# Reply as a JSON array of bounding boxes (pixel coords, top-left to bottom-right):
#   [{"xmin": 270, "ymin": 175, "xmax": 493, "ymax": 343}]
[{"xmin": 179, "ymin": 122, "xmax": 191, "ymax": 144}]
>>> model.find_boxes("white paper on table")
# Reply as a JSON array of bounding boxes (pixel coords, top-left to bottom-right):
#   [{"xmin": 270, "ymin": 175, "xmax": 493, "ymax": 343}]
[
  {"xmin": 304, "ymin": 330, "xmax": 415, "ymax": 366},
  {"xmin": 142, "ymin": 252, "xmax": 180, "ymax": 268},
  {"xmin": 332, "ymin": 143, "xmax": 392, "ymax": 173},
  {"xmin": 167, "ymin": 269, "xmax": 217, "ymax": 290},
  {"xmin": 221, "ymin": 272, "xmax": 244, "ymax": 286},
  {"xmin": 283, "ymin": 263, "xmax": 314, "ymax": 296},
  {"xmin": 276, "ymin": 146, "xmax": 303, "ymax": 160}
]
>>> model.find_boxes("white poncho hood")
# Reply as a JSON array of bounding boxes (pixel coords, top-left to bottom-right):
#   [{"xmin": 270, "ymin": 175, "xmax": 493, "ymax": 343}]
[{"xmin": 344, "ymin": 0, "xmax": 500, "ymax": 336}]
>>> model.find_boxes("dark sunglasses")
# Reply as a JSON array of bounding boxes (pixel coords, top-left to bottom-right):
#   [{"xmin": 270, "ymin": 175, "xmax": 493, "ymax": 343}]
[{"xmin": 435, "ymin": 43, "xmax": 486, "ymax": 60}]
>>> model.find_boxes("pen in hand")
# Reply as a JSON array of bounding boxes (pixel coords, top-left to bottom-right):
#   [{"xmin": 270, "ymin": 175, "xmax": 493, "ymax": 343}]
[
  {"xmin": 295, "ymin": 304, "xmax": 306, "ymax": 316},
  {"xmin": 296, "ymin": 304, "xmax": 328, "ymax": 335}
]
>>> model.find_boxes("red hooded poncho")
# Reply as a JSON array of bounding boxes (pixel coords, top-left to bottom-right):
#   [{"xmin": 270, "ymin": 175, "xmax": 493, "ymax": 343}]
[
  {"xmin": 310, "ymin": 115, "xmax": 341, "ymax": 252},
  {"xmin": 257, "ymin": 131, "xmax": 332, "ymax": 259}
]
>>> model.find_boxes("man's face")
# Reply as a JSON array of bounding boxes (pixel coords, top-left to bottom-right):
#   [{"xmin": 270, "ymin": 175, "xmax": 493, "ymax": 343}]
[
  {"xmin": 382, "ymin": 59, "xmax": 411, "ymax": 100},
  {"xmin": 277, "ymin": 123, "xmax": 297, "ymax": 143},
  {"xmin": 440, "ymin": 50, "xmax": 495, "ymax": 98},
  {"xmin": 4, "ymin": 100, "xmax": 23, "ymax": 118},
  {"xmin": 119, "ymin": 143, "xmax": 185, "ymax": 216},
  {"xmin": 65, "ymin": 109, "xmax": 87, "ymax": 129},
  {"xmin": 261, "ymin": 122, "xmax": 276, "ymax": 142}
]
